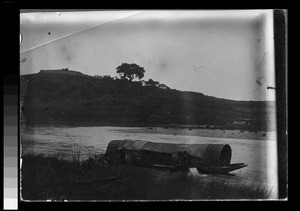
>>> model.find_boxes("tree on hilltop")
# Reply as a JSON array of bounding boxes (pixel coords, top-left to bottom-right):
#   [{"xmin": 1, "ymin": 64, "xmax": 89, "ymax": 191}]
[{"xmin": 116, "ymin": 63, "xmax": 145, "ymax": 81}]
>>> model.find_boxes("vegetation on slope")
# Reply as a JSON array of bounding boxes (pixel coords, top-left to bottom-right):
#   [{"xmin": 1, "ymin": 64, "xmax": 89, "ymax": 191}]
[{"xmin": 20, "ymin": 69, "xmax": 274, "ymax": 131}]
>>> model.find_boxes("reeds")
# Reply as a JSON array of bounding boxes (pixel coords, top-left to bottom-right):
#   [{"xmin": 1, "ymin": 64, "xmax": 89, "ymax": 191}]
[{"xmin": 20, "ymin": 153, "xmax": 271, "ymax": 201}]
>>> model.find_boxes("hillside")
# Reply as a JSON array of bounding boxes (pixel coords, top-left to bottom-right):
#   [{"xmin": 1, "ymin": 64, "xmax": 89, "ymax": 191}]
[{"xmin": 20, "ymin": 71, "xmax": 276, "ymax": 131}]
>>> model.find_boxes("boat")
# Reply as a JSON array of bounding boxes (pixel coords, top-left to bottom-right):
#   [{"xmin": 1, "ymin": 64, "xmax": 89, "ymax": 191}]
[{"xmin": 103, "ymin": 139, "xmax": 247, "ymax": 174}]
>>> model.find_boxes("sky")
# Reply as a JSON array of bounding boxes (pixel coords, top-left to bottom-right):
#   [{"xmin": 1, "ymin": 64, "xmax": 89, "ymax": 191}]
[{"xmin": 20, "ymin": 10, "xmax": 276, "ymax": 101}]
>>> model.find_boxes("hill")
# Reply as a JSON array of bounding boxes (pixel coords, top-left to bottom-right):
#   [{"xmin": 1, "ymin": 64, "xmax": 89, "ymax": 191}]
[{"xmin": 20, "ymin": 70, "xmax": 276, "ymax": 131}]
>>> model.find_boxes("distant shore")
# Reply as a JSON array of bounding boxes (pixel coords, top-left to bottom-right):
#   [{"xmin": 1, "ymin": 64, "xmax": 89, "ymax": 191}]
[
  {"xmin": 22, "ymin": 118, "xmax": 275, "ymax": 131},
  {"xmin": 112, "ymin": 127, "xmax": 275, "ymax": 141},
  {"xmin": 22, "ymin": 121, "xmax": 275, "ymax": 141}
]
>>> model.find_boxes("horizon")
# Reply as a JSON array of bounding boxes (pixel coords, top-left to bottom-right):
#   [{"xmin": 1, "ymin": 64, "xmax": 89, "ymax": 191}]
[
  {"xmin": 20, "ymin": 68, "xmax": 276, "ymax": 103},
  {"xmin": 20, "ymin": 10, "xmax": 276, "ymax": 101}
]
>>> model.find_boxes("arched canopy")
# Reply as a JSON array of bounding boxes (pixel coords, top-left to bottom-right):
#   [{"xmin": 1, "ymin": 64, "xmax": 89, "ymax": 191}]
[{"xmin": 105, "ymin": 139, "xmax": 232, "ymax": 167}]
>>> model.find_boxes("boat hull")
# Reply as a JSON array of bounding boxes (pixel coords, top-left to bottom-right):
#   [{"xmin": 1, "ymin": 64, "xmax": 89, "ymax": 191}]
[{"xmin": 196, "ymin": 163, "xmax": 248, "ymax": 174}]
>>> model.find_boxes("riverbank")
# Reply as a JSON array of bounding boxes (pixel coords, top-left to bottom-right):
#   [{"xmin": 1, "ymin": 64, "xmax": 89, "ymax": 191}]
[
  {"xmin": 21, "ymin": 154, "xmax": 271, "ymax": 201},
  {"xmin": 113, "ymin": 127, "xmax": 275, "ymax": 140},
  {"xmin": 21, "ymin": 124, "xmax": 275, "ymax": 142}
]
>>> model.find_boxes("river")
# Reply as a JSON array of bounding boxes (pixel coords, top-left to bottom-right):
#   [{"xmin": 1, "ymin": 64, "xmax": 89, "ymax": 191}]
[{"xmin": 20, "ymin": 126, "xmax": 278, "ymax": 198}]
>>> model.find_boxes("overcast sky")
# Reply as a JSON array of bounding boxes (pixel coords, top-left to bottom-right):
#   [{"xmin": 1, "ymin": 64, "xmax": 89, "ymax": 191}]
[{"xmin": 20, "ymin": 10, "xmax": 276, "ymax": 101}]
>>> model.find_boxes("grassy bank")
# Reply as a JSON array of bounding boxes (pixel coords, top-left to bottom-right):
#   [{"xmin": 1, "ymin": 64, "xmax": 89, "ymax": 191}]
[{"xmin": 21, "ymin": 154, "xmax": 271, "ymax": 201}]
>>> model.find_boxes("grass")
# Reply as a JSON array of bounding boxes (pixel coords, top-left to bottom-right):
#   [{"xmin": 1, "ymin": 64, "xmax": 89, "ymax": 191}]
[{"xmin": 20, "ymin": 153, "xmax": 272, "ymax": 201}]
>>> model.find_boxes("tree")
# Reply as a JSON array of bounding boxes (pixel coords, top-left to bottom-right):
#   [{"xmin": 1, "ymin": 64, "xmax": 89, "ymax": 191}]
[
  {"xmin": 146, "ymin": 79, "xmax": 160, "ymax": 87},
  {"xmin": 94, "ymin": 75, "xmax": 115, "ymax": 81},
  {"xmin": 116, "ymin": 63, "xmax": 145, "ymax": 81}
]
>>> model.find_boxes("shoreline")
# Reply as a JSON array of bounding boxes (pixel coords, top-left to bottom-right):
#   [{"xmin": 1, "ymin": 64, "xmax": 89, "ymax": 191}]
[
  {"xmin": 111, "ymin": 127, "xmax": 274, "ymax": 141},
  {"xmin": 22, "ymin": 124, "xmax": 275, "ymax": 141},
  {"xmin": 22, "ymin": 118, "xmax": 274, "ymax": 133}
]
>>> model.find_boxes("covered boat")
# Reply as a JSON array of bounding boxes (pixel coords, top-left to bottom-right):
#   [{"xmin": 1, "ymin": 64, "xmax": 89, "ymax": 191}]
[{"xmin": 103, "ymin": 139, "xmax": 247, "ymax": 174}]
